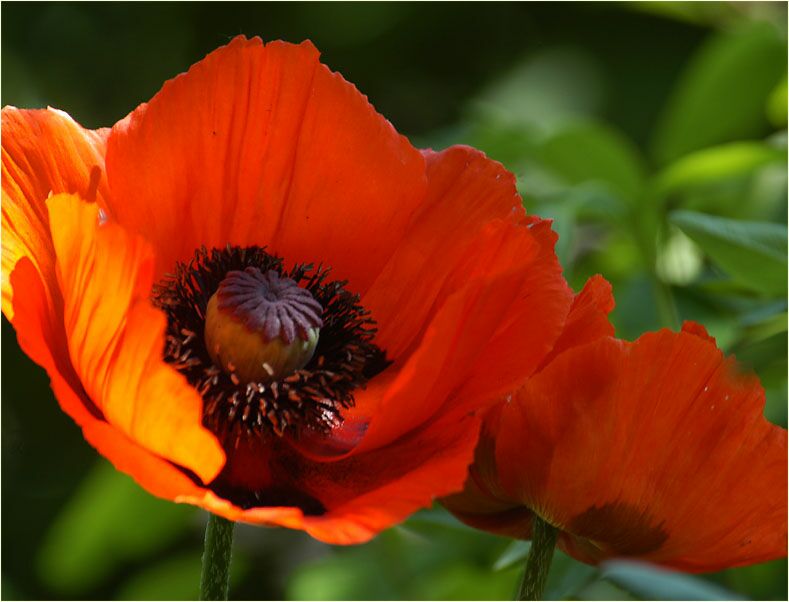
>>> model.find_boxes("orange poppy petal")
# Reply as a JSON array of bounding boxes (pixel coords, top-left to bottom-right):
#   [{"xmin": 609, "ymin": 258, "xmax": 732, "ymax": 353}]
[
  {"xmin": 301, "ymin": 413, "xmax": 482, "ymax": 544},
  {"xmin": 354, "ymin": 216, "xmax": 572, "ymax": 453},
  {"xmin": 454, "ymin": 219, "xmax": 573, "ymax": 405},
  {"xmin": 442, "ymin": 493, "xmax": 534, "ymax": 540},
  {"xmin": 8, "ymin": 257, "xmax": 206, "ymax": 503},
  {"xmin": 497, "ymin": 332, "xmax": 787, "ymax": 572},
  {"xmin": 105, "ymin": 36, "xmax": 426, "ymax": 291},
  {"xmin": 47, "ymin": 193, "xmax": 224, "ymax": 483},
  {"xmin": 353, "ymin": 218, "xmax": 544, "ymax": 453},
  {"xmin": 680, "ymin": 320, "xmax": 717, "ymax": 344},
  {"xmin": 0, "ymin": 110, "xmax": 189, "ymax": 497},
  {"xmin": 363, "ymin": 145, "xmax": 525, "ymax": 359},
  {"xmin": 446, "ymin": 271, "xmax": 614, "ymax": 525},
  {"xmin": 442, "ymin": 404, "xmax": 536, "ymax": 539},
  {"xmin": 181, "ymin": 412, "xmax": 483, "ymax": 544},
  {"xmin": 537, "ymin": 273, "xmax": 615, "ymax": 370},
  {"xmin": 348, "ymin": 214, "xmax": 570, "ymax": 461},
  {"xmin": 1, "ymin": 106, "xmax": 108, "ymax": 322}
]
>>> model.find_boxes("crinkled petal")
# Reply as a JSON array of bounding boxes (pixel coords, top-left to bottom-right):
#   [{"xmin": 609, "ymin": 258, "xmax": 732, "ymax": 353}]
[
  {"xmin": 453, "ymin": 219, "xmax": 573, "ymax": 405},
  {"xmin": 1, "ymin": 106, "xmax": 108, "ymax": 322},
  {"xmin": 0, "ymin": 110, "xmax": 204, "ymax": 498},
  {"xmin": 495, "ymin": 330, "xmax": 787, "ymax": 572},
  {"xmin": 537, "ymin": 273, "xmax": 615, "ymax": 370},
  {"xmin": 363, "ymin": 146, "xmax": 524, "ymax": 359},
  {"xmin": 442, "ymin": 403, "xmax": 536, "ymax": 539},
  {"xmin": 180, "ymin": 412, "xmax": 482, "ymax": 544},
  {"xmin": 8, "ymin": 249, "xmax": 207, "ymax": 504},
  {"xmin": 354, "ymin": 219, "xmax": 544, "ymax": 452},
  {"xmin": 48, "ymin": 193, "xmax": 224, "ymax": 483},
  {"xmin": 105, "ymin": 36, "xmax": 426, "ymax": 292}
]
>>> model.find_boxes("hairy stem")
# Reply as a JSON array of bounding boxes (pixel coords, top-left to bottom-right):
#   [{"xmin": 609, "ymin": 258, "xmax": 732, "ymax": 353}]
[
  {"xmin": 200, "ymin": 514, "xmax": 236, "ymax": 600},
  {"xmin": 517, "ymin": 515, "xmax": 558, "ymax": 601}
]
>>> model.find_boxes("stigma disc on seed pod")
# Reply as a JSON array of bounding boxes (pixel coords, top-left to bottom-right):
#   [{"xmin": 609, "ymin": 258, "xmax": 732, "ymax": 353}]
[{"xmin": 203, "ymin": 268, "xmax": 322, "ymax": 384}]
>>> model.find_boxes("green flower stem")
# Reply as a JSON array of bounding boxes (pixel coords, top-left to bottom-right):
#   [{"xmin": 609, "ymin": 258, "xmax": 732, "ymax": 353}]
[
  {"xmin": 633, "ymin": 193, "xmax": 679, "ymax": 330},
  {"xmin": 517, "ymin": 515, "xmax": 558, "ymax": 601},
  {"xmin": 200, "ymin": 513, "xmax": 236, "ymax": 601},
  {"xmin": 650, "ymin": 271, "xmax": 680, "ymax": 330}
]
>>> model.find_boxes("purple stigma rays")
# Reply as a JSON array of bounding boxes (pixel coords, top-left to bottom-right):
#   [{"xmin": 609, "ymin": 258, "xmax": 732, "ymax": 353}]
[{"xmin": 216, "ymin": 267, "xmax": 323, "ymax": 344}]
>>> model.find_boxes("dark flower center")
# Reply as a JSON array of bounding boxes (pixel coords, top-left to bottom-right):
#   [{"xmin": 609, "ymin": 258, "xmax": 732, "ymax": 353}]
[{"xmin": 152, "ymin": 246, "xmax": 388, "ymax": 444}]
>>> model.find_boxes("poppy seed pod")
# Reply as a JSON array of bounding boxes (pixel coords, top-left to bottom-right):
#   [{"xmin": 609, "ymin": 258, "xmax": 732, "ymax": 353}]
[{"xmin": 204, "ymin": 268, "xmax": 322, "ymax": 384}]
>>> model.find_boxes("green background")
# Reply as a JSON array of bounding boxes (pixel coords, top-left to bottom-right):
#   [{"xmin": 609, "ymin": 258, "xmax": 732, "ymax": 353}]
[{"xmin": 2, "ymin": 2, "xmax": 787, "ymax": 600}]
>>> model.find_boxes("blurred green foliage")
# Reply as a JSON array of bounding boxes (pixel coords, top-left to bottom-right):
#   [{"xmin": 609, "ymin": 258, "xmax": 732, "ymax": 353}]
[{"xmin": 2, "ymin": 2, "xmax": 786, "ymax": 600}]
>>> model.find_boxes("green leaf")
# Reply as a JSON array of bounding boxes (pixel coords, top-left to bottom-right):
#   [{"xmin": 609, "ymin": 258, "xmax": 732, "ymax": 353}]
[
  {"xmin": 542, "ymin": 551, "xmax": 599, "ymax": 600},
  {"xmin": 536, "ymin": 121, "xmax": 646, "ymax": 202},
  {"xmin": 37, "ymin": 460, "xmax": 194, "ymax": 594},
  {"xmin": 735, "ymin": 331, "xmax": 788, "ymax": 389},
  {"xmin": 738, "ymin": 299, "xmax": 788, "ymax": 328},
  {"xmin": 653, "ymin": 142, "xmax": 786, "ymax": 199},
  {"xmin": 577, "ymin": 578, "xmax": 639, "ymax": 601},
  {"xmin": 493, "ymin": 540, "xmax": 532, "ymax": 571},
  {"xmin": 670, "ymin": 210, "xmax": 787, "ymax": 295},
  {"xmin": 609, "ymin": 273, "xmax": 665, "ymax": 340},
  {"xmin": 601, "ymin": 560, "xmax": 745, "ymax": 600},
  {"xmin": 652, "ymin": 22, "xmax": 786, "ymax": 164},
  {"xmin": 717, "ymin": 558, "xmax": 788, "ymax": 601},
  {"xmin": 743, "ymin": 310, "xmax": 788, "ymax": 342},
  {"xmin": 764, "ymin": 381, "xmax": 788, "ymax": 427}
]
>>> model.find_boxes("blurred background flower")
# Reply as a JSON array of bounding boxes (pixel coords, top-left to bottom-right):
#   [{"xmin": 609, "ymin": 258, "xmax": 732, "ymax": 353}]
[{"xmin": 2, "ymin": 2, "xmax": 786, "ymax": 600}]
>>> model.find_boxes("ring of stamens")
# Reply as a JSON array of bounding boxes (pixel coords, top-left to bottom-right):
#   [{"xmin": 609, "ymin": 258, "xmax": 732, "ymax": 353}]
[{"xmin": 152, "ymin": 246, "xmax": 387, "ymax": 444}]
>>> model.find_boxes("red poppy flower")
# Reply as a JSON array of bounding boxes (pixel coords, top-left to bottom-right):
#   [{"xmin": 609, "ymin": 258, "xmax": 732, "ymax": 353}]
[
  {"xmin": 1, "ymin": 36, "xmax": 579, "ymax": 543},
  {"xmin": 443, "ymin": 317, "xmax": 788, "ymax": 572}
]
